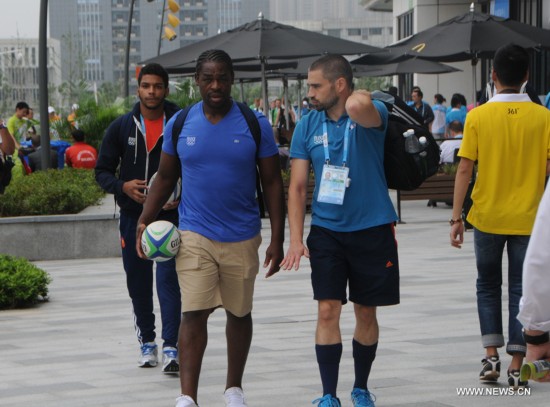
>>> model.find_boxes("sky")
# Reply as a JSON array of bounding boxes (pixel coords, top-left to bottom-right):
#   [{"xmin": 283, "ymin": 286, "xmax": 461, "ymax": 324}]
[{"xmin": 0, "ymin": 0, "xmax": 42, "ymax": 39}]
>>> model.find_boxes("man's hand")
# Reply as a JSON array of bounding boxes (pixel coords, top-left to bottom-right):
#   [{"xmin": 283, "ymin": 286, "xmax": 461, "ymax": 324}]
[
  {"xmin": 123, "ymin": 179, "xmax": 147, "ymax": 204},
  {"xmin": 162, "ymin": 199, "xmax": 179, "ymax": 211},
  {"xmin": 280, "ymin": 241, "xmax": 310, "ymax": 271},
  {"xmin": 135, "ymin": 222, "xmax": 147, "ymax": 259},
  {"xmin": 525, "ymin": 342, "xmax": 550, "ymax": 382},
  {"xmin": 450, "ymin": 223, "xmax": 464, "ymax": 248},
  {"xmin": 263, "ymin": 242, "xmax": 284, "ymax": 278}
]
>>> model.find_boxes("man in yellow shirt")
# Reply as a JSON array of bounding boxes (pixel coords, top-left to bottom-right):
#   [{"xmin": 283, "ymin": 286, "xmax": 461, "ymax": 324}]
[{"xmin": 450, "ymin": 44, "xmax": 550, "ymax": 390}]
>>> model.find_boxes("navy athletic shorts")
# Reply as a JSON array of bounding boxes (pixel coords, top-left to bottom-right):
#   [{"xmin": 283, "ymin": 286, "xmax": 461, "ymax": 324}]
[{"xmin": 306, "ymin": 223, "xmax": 400, "ymax": 306}]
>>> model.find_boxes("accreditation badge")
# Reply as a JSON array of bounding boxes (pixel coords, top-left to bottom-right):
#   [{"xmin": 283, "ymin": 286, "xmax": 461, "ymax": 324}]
[{"xmin": 317, "ymin": 164, "xmax": 349, "ymax": 205}]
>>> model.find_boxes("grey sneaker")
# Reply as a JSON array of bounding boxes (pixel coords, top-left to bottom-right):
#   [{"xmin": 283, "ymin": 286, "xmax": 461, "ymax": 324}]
[
  {"xmin": 224, "ymin": 387, "xmax": 248, "ymax": 407},
  {"xmin": 138, "ymin": 342, "xmax": 158, "ymax": 367},
  {"xmin": 162, "ymin": 346, "xmax": 179, "ymax": 374},
  {"xmin": 175, "ymin": 394, "xmax": 198, "ymax": 407}
]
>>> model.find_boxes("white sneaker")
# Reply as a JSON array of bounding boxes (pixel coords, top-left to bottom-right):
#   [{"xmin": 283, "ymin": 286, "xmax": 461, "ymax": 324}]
[
  {"xmin": 138, "ymin": 342, "xmax": 158, "ymax": 367},
  {"xmin": 175, "ymin": 394, "xmax": 198, "ymax": 407},
  {"xmin": 223, "ymin": 387, "xmax": 248, "ymax": 407}
]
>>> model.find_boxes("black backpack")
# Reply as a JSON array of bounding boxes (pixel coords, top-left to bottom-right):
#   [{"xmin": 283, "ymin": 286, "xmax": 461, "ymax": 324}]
[
  {"xmin": 0, "ymin": 155, "xmax": 15, "ymax": 194},
  {"xmin": 170, "ymin": 101, "xmax": 266, "ymax": 217},
  {"xmin": 373, "ymin": 91, "xmax": 441, "ymax": 191}
]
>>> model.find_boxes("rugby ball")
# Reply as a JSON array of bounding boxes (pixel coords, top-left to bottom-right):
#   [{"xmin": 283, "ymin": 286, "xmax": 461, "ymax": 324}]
[
  {"xmin": 141, "ymin": 221, "xmax": 181, "ymax": 262},
  {"xmin": 148, "ymin": 172, "xmax": 182, "ymax": 204}
]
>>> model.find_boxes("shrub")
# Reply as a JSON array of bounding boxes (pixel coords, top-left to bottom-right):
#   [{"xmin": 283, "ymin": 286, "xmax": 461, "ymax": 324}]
[
  {"xmin": 0, "ymin": 255, "xmax": 51, "ymax": 309},
  {"xmin": 0, "ymin": 168, "xmax": 104, "ymax": 217}
]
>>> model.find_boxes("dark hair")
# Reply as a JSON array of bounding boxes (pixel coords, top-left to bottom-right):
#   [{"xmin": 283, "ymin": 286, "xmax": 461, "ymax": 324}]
[
  {"xmin": 450, "ymin": 93, "xmax": 462, "ymax": 108},
  {"xmin": 16, "ymin": 101, "xmax": 30, "ymax": 110},
  {"xmin": 493, "ymin": 44, "xmax": 529, "ymax": 87},
  {"xmin": 195, "ymin": 49, "xmax": 234, "ymax": 78},
  {"xmin": 138, "ymin": 63, "xmax": 169, "ymax": 88},
  {"xmin": 71, "ymin": 129, "xmax": 85, "ymax": 142},
  {"xmin": 434, "ymin": 93, "xmax": 446, "ymax": 104},
  {"xmin": 448, "ymin": 120, "xmax": 463, "ymax": 134},
  {"xmin": 388, "ymin": 86, "xmax": 398, "ymax": 96},
  {"xmin": 412, "ymin": 88, "xmax": 423, "ymax": 98},
  {"xmin": 309, "ymin": 54, "xmax": 354, "ymax": 90}
]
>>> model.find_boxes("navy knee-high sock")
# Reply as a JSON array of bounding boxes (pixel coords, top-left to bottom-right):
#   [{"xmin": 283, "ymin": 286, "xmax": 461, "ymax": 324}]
[
  {"xmin": 316, "ymin": 343, "xmax": 342, "ymax": 397},
  {"xmin": 353, "ymin": 339, "xmax": 378, "ymax": 390}
]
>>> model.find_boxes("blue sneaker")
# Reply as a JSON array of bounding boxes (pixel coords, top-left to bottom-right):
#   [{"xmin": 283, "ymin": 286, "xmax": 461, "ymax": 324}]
[
  {"xmin": 312, "ymin": 394, "xmax": 341, "ymax": 406},
  {"xmin": 162, "ymin": 346, "xmax": 179, "ymax": 374},
  {"xmin": 351, "ymin": 388, "xmax": 376, "ymax": 407},
  {"xmin": 138, "ymin": 342, "xmax": 158, "ymax": 367}
]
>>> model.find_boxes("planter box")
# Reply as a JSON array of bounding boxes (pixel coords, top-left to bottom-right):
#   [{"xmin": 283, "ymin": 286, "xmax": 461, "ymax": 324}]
[{"xmin": 0, "ymin": 213, "xmax": 121, "ymax": 261}]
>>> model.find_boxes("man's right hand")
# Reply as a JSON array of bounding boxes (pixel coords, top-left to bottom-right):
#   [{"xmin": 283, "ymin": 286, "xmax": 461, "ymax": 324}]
[
  {"xmin": 122, "ymin": 179, "xmax": 148, "ymax": 204},
  {"xmin": 136, "ymin": 222, "xmax": 148, "ymax": 259},
  {"xmin": 280, "ymin": 241, "xmax": 309, "ymax": 271}
]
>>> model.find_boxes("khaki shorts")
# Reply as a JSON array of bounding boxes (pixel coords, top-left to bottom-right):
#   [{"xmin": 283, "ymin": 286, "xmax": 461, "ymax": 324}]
[{"xmin": 176, "ymin": 231, "xmax": 261, "ymax": 317}]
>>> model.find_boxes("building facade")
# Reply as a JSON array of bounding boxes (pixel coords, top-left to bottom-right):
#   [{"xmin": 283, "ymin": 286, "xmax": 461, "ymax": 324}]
[
  {"xmin": 0, "ymin": 38, "xmax": 61, "ymax": 118},
  {"xmin": 49, "ymin": 0, "xmax": 271, "ymax": 97},
  {"xmin": 365, "ymin": 0, "xmax": 550, "ymax": 104}
]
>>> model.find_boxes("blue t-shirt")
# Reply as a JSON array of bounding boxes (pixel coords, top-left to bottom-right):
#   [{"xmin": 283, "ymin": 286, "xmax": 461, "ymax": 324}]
[
  {"xmin": 290, "ymin": 100, "xmax": 398, "ymax": 232},
  {"xmin": 163, "ymin": 101, "xmax": 278, "ymax": 242},
  {"xmin": 446, "ymin": 108, "xmax": 467, "ymax": 126}
]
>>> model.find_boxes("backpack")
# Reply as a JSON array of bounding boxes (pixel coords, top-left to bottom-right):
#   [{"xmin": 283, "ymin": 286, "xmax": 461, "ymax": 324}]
[
  {"xmin": 372, "ymin": 90, "xmax": 441, "ymax": 191},
  {"xmin": 170, "ymin": 101, "xmax": 266, "ymax": 217}
]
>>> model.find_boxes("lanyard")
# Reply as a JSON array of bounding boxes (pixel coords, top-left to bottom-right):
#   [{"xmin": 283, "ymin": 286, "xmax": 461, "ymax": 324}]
[
  {"xmin": 322, "ymin": 118, "xmax": 353, "ymax": 166},
  {"xmin": 140, "ymin": 114, "xmax": 166, "ymax": 137}
]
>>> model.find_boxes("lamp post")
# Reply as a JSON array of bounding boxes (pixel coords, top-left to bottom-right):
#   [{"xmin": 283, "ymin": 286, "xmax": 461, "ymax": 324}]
[
  {"xmin": 39, "ymin": 0, "xmax": 50, "ymax": 169},
  {"xmin": 123, "ymin": 0, "xmax": 136, "ymax": 100}
]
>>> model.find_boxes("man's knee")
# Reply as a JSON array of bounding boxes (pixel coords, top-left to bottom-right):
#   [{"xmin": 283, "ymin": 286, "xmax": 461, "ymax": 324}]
[{"xmin": 318, "ymin": 300, "xmax": 341, "ymax": 324}]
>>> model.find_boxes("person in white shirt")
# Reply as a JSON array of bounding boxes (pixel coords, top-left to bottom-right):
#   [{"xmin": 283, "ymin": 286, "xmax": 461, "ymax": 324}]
[
  {"xmin": 517, "ymin": 184, "xmax": 550, "ymax": 382},
  {"xmin": 439, "ymin": 120, "xmax": 463, "ymax": 163}
]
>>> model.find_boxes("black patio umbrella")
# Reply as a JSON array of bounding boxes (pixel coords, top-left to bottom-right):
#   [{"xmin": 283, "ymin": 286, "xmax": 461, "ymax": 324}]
[
  {"xmin": 140, "ymin": 13, "xmax": 382, "ymax": 112},
  {"xmin": 350, "ymin": 57, "xmax": 462, "ymax": 76},
  {"xmin": 380, "ymin": 5, "xmax": 550, "ymax": 103}
]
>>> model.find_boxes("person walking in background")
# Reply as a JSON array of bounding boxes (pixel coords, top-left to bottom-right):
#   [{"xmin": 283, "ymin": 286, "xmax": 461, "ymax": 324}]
[
  {"xmin": 95, "ymin": 63, "xmax": 182, "ymax": 374},
  {"xmin": 136, "ymin": 50, "xmax": 285, "ymax": 407},
  {"xmin": 517, "ymin": 184, "xmax": 550, "ymax": 382},
  {"xmin": 411, "ymin": 88, "xmax": 434, "ymax": 129},
  {"xmin": 67, "ymin": 103, "xmax": 79, "ymax": 129},
  {"xmin": 65, "ymin": 129, "xmax": 97, "ymax": 169},
  {"xmin": 431, "ymin": 93, "xmax": 447, "ymax": 138},
  {"xmin": 281, "ymin": 54, "xmax": 399, "ymax": 407},
  {"xmin": 445, "ymin": 93, "xmax": 467, "ymax": 131},
  {"xmin": 450, "ymin": 44, "xmax": 550, "ymax": 390}
]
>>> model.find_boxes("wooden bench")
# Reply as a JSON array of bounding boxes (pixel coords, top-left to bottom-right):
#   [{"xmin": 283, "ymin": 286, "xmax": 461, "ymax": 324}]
[{"xmin": 395, "ymin": 174, "xmax": 455, "ymax": 222}]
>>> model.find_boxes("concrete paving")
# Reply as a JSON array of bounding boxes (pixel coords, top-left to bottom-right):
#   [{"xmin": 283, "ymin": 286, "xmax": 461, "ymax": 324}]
[{"xmin": 2, "ymin": 196, "xmax": 549, "ymax": 406}]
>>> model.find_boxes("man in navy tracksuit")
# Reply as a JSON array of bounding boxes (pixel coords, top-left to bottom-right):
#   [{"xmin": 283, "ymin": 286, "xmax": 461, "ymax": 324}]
[{"xmin": 95, "ymin": 63, "xmax": 181, "ymax": 373}]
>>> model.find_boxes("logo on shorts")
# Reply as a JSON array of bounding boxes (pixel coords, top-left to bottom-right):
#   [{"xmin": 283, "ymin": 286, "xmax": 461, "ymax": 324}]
[
  {"xmin": 313, "ymin": 135, "xmax": 324, "ymax": 144},
  {"xmin": 385, "ymin": 260, "xmax": 394, "ymax": 268},
  {"xmin": 186, "ymin": 136, "xmax": 196, "ymax": 146}
]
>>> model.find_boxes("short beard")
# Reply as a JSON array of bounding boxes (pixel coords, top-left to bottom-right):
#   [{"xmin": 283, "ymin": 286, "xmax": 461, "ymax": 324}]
[{"xmin": 312, "ymin": 94, "xmax": 339, "ymax": 112}]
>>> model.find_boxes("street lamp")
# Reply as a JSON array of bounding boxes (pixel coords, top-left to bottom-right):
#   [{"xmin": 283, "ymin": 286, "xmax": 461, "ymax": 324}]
[
  {"xmin": 124, "ymin": 0, "xmax": 156, "ymax": 100},
  {"xmin": 39, "ymin": 0, "xmax": 51, "ymax": 169}
]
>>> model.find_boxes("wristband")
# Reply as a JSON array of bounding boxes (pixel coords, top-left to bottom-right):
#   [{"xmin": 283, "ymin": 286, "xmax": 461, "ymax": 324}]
[
  {"xmin": 449, "ymin": 218, "xmax": 462, "ymax": 226},
  {"xmin": 523, "ymin": 330, "xmax": 550, "ymax": 345}
]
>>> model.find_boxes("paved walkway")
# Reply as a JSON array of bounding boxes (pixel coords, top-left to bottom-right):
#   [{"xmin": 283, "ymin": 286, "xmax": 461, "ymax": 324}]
[{"xmin": 2, "ymin": 197, "xmax": 549, "ymax": 406}]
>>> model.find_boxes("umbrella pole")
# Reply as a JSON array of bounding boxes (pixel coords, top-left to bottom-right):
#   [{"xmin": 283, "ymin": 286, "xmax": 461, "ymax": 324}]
[
  {"xmin": 240, "ymin": 79, "xmax": 245, "ymax": 103},
  {"xmin": 297, "ymin": 79, "xmax": 302, "ymax": 121},
  {"xmin": 283, "ymin": 75, "xmax": 290, "ymax": 130},
  {"xmin": 261, "ymin": 58, "xmax": 269, "ymax": 117},
  {"xmin": 471, "ymin": 57, "xmax": 478, "ymax": 107}
]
